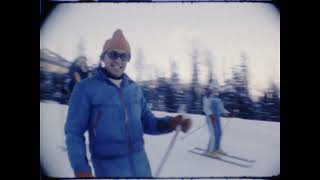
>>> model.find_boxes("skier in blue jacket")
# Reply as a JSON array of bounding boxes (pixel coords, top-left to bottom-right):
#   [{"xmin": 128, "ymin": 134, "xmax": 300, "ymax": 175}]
[
  {"xmin": 202, "ymin": 80, "xmax": 232, "ymax": 157},
  {"xmin": 64, "ymin": 29, "xmax": 192, "ymax": 178}
]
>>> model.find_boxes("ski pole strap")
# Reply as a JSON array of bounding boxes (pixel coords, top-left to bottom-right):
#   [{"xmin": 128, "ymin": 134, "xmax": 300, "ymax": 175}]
[{"xmin": 155, "ymin": 125, "xmax": 181, "ymax": 177}]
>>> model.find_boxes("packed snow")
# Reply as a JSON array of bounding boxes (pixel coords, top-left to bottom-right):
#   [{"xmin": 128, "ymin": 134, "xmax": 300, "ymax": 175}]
[{"xmin": 40, "ymin": 102, "xmax": 279, "ymax": 178}]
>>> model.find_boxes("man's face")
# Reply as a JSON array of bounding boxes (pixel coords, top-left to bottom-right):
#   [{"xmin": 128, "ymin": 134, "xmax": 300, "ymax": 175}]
[
  {"xmin": 101, "ymin": 49, "xmax": 130, "ymax": 78},
  {"xmin": 212, "ymin": 89, "xmax": 219, "ymax": 96}
]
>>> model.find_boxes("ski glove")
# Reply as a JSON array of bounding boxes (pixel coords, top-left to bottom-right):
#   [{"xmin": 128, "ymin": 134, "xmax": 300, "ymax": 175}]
[
  {"xmin": 228, "ymin": 112, "xmax": 235, "ymax": 117},
  {"xmin": 169, "ymin": 115, "xmax": 192, "ymax": 133}
]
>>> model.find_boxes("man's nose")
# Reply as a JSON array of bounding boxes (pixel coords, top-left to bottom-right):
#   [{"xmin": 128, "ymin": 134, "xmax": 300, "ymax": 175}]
[{"xmin": 114, "ymin": 57, "xmax": 122, "ymax": 62}]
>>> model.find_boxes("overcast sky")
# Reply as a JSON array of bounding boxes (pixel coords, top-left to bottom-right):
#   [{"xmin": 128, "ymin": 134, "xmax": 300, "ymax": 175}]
[{"xmin": 40, "ymin": 2, "xmax": 279, "ymax": 98}]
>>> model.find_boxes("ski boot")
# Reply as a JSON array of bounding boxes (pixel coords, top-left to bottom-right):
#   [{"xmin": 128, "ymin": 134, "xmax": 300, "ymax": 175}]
[
  {"xmin": 207, "ymin": 151, "xmax": 221, "ymax": 158},
  {"xmin": 216, "ymin": 149, "xmax": 227, "ymax": 155}
]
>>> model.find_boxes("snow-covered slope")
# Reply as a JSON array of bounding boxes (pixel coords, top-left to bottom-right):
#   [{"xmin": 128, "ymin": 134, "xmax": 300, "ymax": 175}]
[
  {"xmin": 145, "ymin": 111, "xmax": 280, "ymax": 177},
  {"xmin": 40, "ymin": 102, "xmax": 279, "ymax": 178}
]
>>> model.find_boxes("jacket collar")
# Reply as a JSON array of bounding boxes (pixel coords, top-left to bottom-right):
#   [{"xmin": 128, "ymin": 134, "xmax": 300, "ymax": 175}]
[{"xmin": 95, "ymin": 67, "xmax": 134, "ymax": 88}]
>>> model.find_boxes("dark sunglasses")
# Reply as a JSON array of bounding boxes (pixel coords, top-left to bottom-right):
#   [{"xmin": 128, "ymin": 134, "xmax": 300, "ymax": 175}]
[{"xmin": 103, "ymin": 50, "xmax": 131, "ymax": 62}]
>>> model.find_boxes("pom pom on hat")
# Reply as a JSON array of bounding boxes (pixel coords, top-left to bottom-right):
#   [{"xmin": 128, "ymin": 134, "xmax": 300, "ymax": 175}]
[{"xmin": 102, "ymin": 29, "xmax": 131, "ymax": 53}]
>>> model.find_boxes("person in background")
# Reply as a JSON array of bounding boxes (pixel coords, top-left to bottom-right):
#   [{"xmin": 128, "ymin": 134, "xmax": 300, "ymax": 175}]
[
  {"xmin": 66, "ymin": 56, "xmax": 90, "ymax": 95},
  {"xmin": 65, "ymin": 29, "xmax": 192, "ymax": 178},
  {"xmin": 202, "ymin": 80, "xmax": 232, "ymax": 157}
]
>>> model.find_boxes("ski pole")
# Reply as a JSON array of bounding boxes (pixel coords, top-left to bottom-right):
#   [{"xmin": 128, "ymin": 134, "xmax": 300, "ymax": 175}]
[
  {"xmin": 220, "ymin": 116, "xmax": 233, "ymax": 143},
  {"xmin": 221, "ymin": 110, "xmax": 236, "ymax": 132},
  {"xmin": 180, "ymin": 122, "xmax": 207, "ymax": 140},
  {"xmin": 222, "ymin": 117, "xmax": 232, "ymax": 132},
  {"xmin": 155, "ymin": 125, "xmax": 181, "ymax": 177}
]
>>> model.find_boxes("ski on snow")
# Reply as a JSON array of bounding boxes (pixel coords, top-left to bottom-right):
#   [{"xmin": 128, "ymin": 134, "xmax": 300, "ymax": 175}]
[
  {"xmin": 194, "ymin": 147, "xmax": 255, "ymax": 163},
  {"xmin": 189, "ymin": 148, "xmax": 254, "ymax": 168}
]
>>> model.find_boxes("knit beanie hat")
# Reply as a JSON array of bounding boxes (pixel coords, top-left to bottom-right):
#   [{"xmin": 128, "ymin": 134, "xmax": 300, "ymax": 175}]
[{"xmin": 102, "ymin": 29, "xmax": 131, "ymax": 54}]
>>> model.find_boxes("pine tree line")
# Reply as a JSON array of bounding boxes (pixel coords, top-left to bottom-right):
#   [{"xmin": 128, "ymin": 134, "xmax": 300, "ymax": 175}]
[
  {"xmin": 40, "ymin": 48, "xmax": 280, "ymax": 122},
  {"xmin": 138, "ymin": 50, "xmax": 280, "ymax": 122}
]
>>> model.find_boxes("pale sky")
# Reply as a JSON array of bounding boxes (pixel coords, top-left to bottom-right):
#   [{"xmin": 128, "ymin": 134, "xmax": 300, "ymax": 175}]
[{"xmin": 40, "ymin": 2, "xmax": 280, "ymax": 98}]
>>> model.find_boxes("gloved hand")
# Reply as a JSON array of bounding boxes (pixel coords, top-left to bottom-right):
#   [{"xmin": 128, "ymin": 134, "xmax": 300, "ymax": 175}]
[
  {"xmin": 75, "ymin": 172, "xmax": 93, "ymax": 178},
  {"xmin": 228, "ymin": 111, "xmax": 235, "ymax": 117},
  {"xmin": 169, "ymin": 115, "xmax": 192, "ymax": 133}
]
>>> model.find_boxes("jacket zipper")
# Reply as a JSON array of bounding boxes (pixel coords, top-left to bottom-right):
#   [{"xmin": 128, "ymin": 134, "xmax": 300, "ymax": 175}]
[
  {"xmin": 93, "ymin": 110, "xmax": 101, "ymax": 137},
  {"xmin": 118, "ymin": 88, "xmax": 136, "ymax": 176},
  {"xmin": 99, "ymin": 76, "xmax": 136, "ymax": 175}
]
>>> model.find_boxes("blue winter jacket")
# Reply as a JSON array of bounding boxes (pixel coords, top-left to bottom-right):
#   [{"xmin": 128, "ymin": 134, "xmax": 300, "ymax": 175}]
[{"xmin": 65, "ymin": 68, "xmax": 174, "ymax": 175}]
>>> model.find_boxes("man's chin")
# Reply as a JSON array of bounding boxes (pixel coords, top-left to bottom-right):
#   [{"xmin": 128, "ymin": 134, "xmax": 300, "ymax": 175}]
[{"xmin": 111, "ymin": 72, "xmax": 123, "ymax": 78}]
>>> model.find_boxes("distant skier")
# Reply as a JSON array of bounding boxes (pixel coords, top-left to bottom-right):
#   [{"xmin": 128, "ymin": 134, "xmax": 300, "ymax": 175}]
[
  {"xmin": 202, "ymin": 80, "xmax": 233, "ymax": 157},
  {"xmin": 66, "ymin": 56, "xmax": 90, "ymax": 96}
]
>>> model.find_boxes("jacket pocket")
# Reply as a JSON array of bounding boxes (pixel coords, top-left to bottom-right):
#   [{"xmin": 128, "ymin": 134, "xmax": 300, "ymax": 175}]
[{"xmin": 94, "ymin": 106, "xmax": 125, "ymax": 141}]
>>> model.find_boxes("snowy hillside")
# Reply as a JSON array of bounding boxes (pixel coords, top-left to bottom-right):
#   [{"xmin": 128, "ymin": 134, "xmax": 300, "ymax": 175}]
[{"xmin": 40, "ymin": 102, "xmax": 280, "ymax": 178}]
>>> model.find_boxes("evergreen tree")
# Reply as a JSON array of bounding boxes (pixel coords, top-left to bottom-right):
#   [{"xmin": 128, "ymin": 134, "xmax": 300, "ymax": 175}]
[
  {"xmin": 155, "ymin": 77, "xmax": 168, "ymax": 112},
  {"xmin": 258, "ymin": 82, "xmax": 280, "ymax": 121},
  {"xmin": 227, "ymin": 51, "xmax": 254, "ymax": 119},
  {"xmin": 189, "ymin": 49, "xmax": 202, "ymax": 114},
  {"xmin": 204, "ymin": 50, "xmax": 214, "ymax": 85},
  {"xmin": 231, "ymin": 51, "xmax": 249, "ymax": 95},
  {"xmin": 165, "ymin": 59, "xmax": 185, "ymax": 112},
  {"xmin": 135, "ymin": 48, "xmax": 145, "ymax": 82}
]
